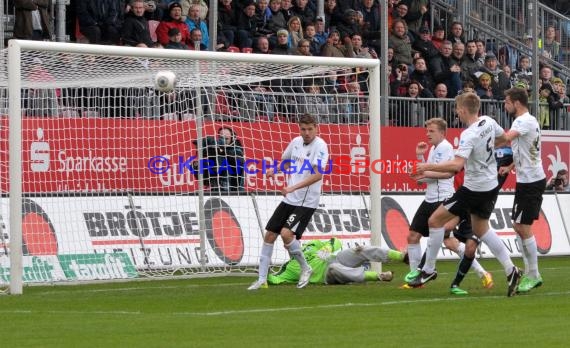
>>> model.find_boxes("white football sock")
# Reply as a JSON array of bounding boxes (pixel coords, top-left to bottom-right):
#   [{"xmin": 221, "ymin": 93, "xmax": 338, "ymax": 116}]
[
  {"xmin": 286, "ymin": 239, "xmax": 309, "ymax": 270},
  {"xmin": 407, "ymin": 243, "xmax": 422, "ymax": 271},
  {"xmin": 258, "ymin": 242, "xmax": 274, "ymax": 280},
  {"xmin": 523, "ymin": 236, "xmax": 540, "ymax": 278},
  {"xmin": 423, "ymin": 227, "xmax": 445, "ymax": 274},
  {"xmin": 516, "ymin": 235, "xmax": 529, "ymax": 274},
  {"xmin": 480, "ymin": 228, "xmax": 514, "ymax": 276}
]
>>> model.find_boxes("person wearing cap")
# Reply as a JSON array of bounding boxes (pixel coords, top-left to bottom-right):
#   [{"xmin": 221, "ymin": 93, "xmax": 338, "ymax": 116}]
[
  {"xmin": 476, "ymin": 52, "xmax": 512, "ymax": 124},
  {"xmin": 428, "ymin": 24, "xmax": 443, "ymax": 48},
  {"xmin": 412, "ymin": 26, "xmax": 439, "ymax": 60},
  {"xmin": 155, "ymin": 2, "xmax": 192, "ymax": 46},
  {"xmin": 336, "ymin": 8, "xmax": 360, "ymax": 40},
  {"xmin": 77, "ymin": 0, "xmax": 121, "ymax": 44},
  {"xmin": 399, "ymin": 0, "xmax": 429, "ymax": 37},
  {"xmin": 272, "ymin": 29, "xmax": 293, "ymax": 55},
  {"xmin": 122, "ymin": 0, "xmax": 155, "ymax": 47},
  {"xmin": 475, "ymin": 51, "xmax": 511, "ymax": 100},
  {"xmin": 475, "ymin": 73, "xmax": 495, "ymax": 100},
  {"xmin": 165, "ymin": 27, "xmax": 188, "ymax": 49},
  {"xmin": 314, "ymin": 17, "xmax": 329, "ymax": 48}
]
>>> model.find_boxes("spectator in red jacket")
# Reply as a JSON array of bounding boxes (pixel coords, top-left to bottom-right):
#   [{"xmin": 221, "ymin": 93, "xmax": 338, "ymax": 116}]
[{"xmin": 156, "ymin": 2, "xmax": 192, "ymax": 47}]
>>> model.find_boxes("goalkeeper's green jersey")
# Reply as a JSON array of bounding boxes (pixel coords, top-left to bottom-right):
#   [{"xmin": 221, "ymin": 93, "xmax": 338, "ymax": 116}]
[{"xmin": 267, "ymin": 238, "xmax": 342, "ymax": 285}]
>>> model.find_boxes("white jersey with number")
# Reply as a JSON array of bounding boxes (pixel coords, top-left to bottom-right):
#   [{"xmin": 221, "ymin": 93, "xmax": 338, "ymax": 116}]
[
  {"xmin": 282, "ymin": 136, "xmax": 329, "ymax": 209},
  {"xmin": 510, "ymin": 112, "xmax": 546, "ymax": 183},
  {"xmin": 424, "ymin": 139, "xmax": 455, "ymax": 203},
  {"xmin": 455, "ymin": 116, "xmax": 504, "ymax": 192}
]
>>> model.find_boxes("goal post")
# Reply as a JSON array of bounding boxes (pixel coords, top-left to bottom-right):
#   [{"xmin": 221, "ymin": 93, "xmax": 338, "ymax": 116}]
[{"xmin": 2, "ymin": 40, "xmax": 381, "ymax": 294}]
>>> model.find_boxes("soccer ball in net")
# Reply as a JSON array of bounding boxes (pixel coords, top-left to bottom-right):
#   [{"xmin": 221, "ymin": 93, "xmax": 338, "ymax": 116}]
[{"xmin": 154, "ymin": 70, "xmax": 177, "ymax": 92}]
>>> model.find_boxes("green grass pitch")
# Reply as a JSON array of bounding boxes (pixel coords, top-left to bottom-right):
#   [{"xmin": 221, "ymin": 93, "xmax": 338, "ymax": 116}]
[{"xmin": 1, "ymin": 257, "xmax": 569, "ymax": 347}]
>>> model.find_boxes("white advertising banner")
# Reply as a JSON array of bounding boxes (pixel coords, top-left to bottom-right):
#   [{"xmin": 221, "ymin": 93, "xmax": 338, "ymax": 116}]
[{"xmin": 1, "ymin": 192, "xmax": 568, "ymax": 284}]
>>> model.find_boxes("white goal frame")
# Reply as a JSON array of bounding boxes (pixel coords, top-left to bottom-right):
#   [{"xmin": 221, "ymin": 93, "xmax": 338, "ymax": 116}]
[{"xmin": 6, "ymin": 40, "xmax": 381, "ymax": 295}]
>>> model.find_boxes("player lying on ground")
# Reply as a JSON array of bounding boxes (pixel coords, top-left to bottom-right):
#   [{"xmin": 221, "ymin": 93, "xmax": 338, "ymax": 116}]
[{"xmin": 267, "ymin": 238, "xmax": 407, "ymax": 285}]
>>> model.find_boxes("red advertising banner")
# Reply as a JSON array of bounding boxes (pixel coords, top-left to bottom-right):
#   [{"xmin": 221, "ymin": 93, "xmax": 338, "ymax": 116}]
[{"xmin": 0, "ymin": 119, "xmax": 567, "ymax": 193}]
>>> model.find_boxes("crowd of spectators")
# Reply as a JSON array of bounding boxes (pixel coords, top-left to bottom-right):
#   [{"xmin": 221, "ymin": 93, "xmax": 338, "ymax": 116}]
[{"xmin": 9, "ymin": 0, "xmax": 570, "ymax": 129}]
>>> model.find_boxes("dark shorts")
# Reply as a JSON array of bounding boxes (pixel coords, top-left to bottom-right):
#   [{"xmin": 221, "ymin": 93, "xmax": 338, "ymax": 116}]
[
  {"xmin": 451, "ymin": 211, "xmax": 480, "ymax": 244},
  {"xmin": 443, "ymin": 185, "xmax": 499, "ymax": 220},
  {"xmin": 265, "ymin": 201, "xmax": 316, "ymax": 239},
  {"xmin": 410, "ymin": 200, "xmax": 443, "ymax": 237},
  {"xmin": 513, "ymin": 178, "xmax": 546, "ymax": 225}
]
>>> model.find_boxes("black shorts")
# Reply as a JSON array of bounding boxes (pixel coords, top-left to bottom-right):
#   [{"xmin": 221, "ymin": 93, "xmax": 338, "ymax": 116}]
[
  {"xmin": 513, "ymin": 178, "xmax": 546, "ymax": 225},
  {"xmin": 265, "ymin": 202, "xmax": 316, "ymax": 239},
  {"xmin": 451, "ymin": 211, "xmax": 480, "ymax": 244},
  {"xmin": 443, "ymin": 185, "xmax": 499, "ymax": 220},
  {"xmin": 410, "ymin": 200, "xmax": 443, "ymax": 237}
]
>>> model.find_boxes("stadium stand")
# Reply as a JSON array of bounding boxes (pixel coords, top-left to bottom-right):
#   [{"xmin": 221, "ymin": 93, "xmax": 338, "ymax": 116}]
[{"xmin": 1, "ymin": 0, "xmax": 570, "ymax": 129}]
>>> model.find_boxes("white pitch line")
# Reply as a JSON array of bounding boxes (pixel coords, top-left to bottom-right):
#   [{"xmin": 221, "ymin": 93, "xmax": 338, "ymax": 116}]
[
  {"xmin": 33, "ymin": 265, "xmax": 570, "ymax": 295},
  {"xmin": 1, "ymin": 290, "xmax": 569, "ymax": 317}
]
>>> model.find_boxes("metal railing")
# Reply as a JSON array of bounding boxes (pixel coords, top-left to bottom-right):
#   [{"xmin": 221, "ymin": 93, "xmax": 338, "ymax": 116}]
[{"xmin": 2, "ymin": 84, "xmax": 569, "ymax": 130}]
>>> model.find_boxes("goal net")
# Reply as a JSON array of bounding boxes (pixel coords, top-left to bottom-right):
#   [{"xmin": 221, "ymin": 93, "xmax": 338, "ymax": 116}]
[{"xmin": 0, "ymin": 41, "xmax": 380, "ymax": 294}]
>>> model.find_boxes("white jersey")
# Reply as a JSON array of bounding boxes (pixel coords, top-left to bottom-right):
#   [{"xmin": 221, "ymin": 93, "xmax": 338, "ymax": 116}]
[
  {"xmin": 282, "ymin": 136, "xmax": 329, "ymax": 209},
  {"xmin": 456, "ymin": 115, "xmax": 504, "ymax": 192},
  {"xmin": 424, "ymin": 139, "xmax": 455, "ymax": 203},
  {"xmin": 510, "ymin": 112, "xmax": 546, "ymax": 183}
]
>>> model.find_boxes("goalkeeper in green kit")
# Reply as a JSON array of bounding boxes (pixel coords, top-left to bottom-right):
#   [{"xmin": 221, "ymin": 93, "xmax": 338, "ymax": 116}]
[{"xmin": 268, "ymin": 238, "xmax": 407, "ymax": 285}]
